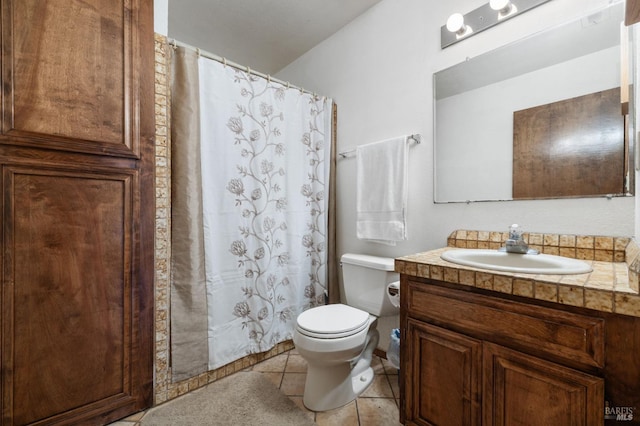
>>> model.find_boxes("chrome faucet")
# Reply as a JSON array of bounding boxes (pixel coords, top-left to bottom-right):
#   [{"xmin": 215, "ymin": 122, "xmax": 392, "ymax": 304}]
[{"xmin": 500, "ymin": 224, "xmax": 538, "ymax": 254}]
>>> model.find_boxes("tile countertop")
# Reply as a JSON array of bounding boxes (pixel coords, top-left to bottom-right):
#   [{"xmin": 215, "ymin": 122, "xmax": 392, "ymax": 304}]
[{"xmin": 395, "ymin": 246, "xmax": 640, "ymax": 319}]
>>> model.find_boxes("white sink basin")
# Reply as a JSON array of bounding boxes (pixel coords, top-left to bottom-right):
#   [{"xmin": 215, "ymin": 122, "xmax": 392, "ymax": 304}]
[{"xmin": 440, "ymin": 249, "xmax": 592, "ymax": 275}]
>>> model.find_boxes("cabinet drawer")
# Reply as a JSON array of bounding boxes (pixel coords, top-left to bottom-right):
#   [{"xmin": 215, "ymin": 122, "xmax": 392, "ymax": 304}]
[{"xmin": 406, "ymin": 281, "xmax": 605, "ymax": 368}]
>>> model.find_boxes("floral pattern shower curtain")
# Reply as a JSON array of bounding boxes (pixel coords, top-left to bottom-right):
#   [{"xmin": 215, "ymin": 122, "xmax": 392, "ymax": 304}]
[{"xmin": 198, "ymin": 57, "xmax": 333, "ymax": 369}]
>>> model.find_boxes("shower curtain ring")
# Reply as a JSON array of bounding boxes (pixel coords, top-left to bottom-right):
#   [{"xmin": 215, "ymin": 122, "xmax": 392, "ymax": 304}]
[
  {"xmin": 286, "ymin": 82, "xmax": 290, "ymax": 89},
  {"xmin": 222, "ymin": 57, "xmax": 227, "ymax": 67},
  {"xmin": 246, "ymin": 66, "xmax": 251, "ymax": 75},
  {"xmin": 267, "ymin": 75, "xmax": 271, "ymax": 83},
  {"xmin": 196, "ymin": 48, "xmax": 201, "ymax": 57}
]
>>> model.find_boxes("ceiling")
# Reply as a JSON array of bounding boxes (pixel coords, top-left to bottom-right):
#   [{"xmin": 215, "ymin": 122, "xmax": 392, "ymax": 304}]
[{"xmin": 168, "ymin": 0, "xmax": 383, "ymax": 75}]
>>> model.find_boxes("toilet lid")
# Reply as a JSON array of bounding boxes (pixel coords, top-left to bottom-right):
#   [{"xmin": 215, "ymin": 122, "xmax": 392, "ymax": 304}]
[{"xmin": 296, "ymin": 304, "xmax": 370, "ymax": 338}]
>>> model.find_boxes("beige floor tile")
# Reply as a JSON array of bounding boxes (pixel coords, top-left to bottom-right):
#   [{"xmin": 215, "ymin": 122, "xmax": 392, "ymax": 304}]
[
  {"xmin": 285, "ymin": 354, "xmax": 308, "ymax": 373},
  {"xmin": 108, "ymin": 348, "xmax": 405, "ymax": 426},
  {"xmin": 388, "ymin": 374, "xmax": 400, "ymax": 400},
  {"xmin": 361, "ymin": 374, "xmax": 394, "ymax": 398},
  {"xmin": 380, "ymin": 357, "xmax": 399, "ymax": 375},
  {"xmin": 251, "ymin": 353, "xmax": 288, "ymax": 372},
  {"xmin": 315, "ymin": 400, "xmax": 359, "ymax": 426},
  {"xmin": 260, "ymin": 371, "xmax": 283, "ymax": 388},
  {"xmin": 288, "ymin": 396, "xmax": 316, "ymax": 423},
  {"xmin": 357, "ymin": 398, "xmax": 403, "ymax": 425},
  {"xmin": 123, "ymin": 411, "xmax": 146, "ymax": 421},
  {"xmin": 253, "ymin": 353, "xmax": 289, "ymax": 373},
  {"xmin": 280, "ymin": 372, "xmax": 307, "ymax": 396}
]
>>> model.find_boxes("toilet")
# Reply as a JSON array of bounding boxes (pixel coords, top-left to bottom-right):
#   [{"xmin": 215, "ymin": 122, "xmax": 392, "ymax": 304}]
[{"xmin": 293, "ymin": 253, "xmax": 399, "ymax": 412}]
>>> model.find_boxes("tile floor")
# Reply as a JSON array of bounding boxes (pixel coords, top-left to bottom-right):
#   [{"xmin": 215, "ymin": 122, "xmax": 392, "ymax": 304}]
[{"xmin": 111, "ymin": 348, "xmax": 402, "ymax": 425}]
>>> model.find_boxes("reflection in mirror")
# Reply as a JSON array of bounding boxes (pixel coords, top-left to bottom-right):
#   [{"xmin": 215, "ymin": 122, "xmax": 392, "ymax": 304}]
[{"xmin": 434, "ymin": 2, "xmax": 633, "ymax": 203}]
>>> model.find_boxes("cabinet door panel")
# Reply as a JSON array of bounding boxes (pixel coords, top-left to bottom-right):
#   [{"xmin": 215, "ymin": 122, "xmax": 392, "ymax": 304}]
[
  {"xmin": 483, "ymin": 342, "xmax": 604, "ymax": 426},
  {"xmin": 2, "ymin": 165, "xmax": 137, "ymax": 425},
  {"xmin": 406, "ymin": 320, "xmax": 482, "ymax": 426},
  {"xmin": 1, "ymin": 0, "xmax": 142, "ymax": 158},
  {"xmin": 407, "ymin": 280, "xmax": 605, "ymax": 369}
]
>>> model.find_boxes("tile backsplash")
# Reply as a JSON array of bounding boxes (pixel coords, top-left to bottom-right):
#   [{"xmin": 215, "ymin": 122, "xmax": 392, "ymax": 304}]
[{"xmin": 446, "ymin": 230, "xmax": 631, "ymax": 263}]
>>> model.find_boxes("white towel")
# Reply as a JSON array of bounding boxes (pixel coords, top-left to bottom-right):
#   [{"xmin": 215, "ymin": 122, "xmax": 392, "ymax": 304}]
[{"xmin": 356, "ymin": 136, "xmax": 409, "ymax": 245}]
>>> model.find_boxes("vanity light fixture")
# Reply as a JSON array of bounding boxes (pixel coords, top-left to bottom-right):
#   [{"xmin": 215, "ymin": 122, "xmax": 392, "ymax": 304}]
[{"xmin": 441, "ymin": 0, "xmax": 552, "ymax": 49}]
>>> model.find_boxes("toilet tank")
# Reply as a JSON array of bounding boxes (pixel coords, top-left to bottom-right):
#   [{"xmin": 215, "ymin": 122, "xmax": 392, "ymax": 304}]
[{"xmin": 341, "ymin": 253, "xmax": 399, "ymax": 317}]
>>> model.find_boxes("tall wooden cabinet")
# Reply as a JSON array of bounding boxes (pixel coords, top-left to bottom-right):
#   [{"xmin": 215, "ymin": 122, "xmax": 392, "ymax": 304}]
[{"xmin": 0, "ymin": 1, "xmax": 155, "ymax": 424}]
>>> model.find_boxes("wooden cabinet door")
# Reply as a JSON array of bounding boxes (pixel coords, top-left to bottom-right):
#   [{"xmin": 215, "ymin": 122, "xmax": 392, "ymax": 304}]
[
  {"xmin": 483, "ymin": 342, "xmax": 604, "ymax": 426},
  {"xmin": 626, "ymin": 0, "xmax": 640, "ymax": 25},
  {"xmin": 1, "ymin": 0, "xmax": 146, "ymax": 158},
  {"xmin": 405, "ymin": 320, "xmax": 482, "ymax": 426},
  {"xmin": 0, "ymin": 0, "xmax": 154, "ymax": 424}
]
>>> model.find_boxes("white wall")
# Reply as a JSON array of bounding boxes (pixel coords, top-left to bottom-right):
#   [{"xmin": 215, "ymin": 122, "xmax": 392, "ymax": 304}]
[
  {"xmin": 154, "ymin": 0, "xmax": 168, "ymax": 36},
  {"xmin": 277, "ymin": 0, "xmax": 635, "ymax": 263}
]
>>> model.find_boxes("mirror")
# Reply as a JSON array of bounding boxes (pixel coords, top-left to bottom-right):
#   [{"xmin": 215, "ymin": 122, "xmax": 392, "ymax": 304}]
[{"xmin": 434, "ymin": 2, "xmax": 633, "ymax": 203}]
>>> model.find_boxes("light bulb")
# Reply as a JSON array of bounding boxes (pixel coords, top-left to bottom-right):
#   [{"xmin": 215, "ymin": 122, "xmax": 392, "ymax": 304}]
[
  {"xmin": 446, "ymin": 13, "xmax": 465, "ymax": 34},
  {"xmin": 490, "ymin": 0, "xmax": 510, "ymax": 12},
  {"xmin": 490, "ymin": 0, "xmax": 517, "ymax": 18}
]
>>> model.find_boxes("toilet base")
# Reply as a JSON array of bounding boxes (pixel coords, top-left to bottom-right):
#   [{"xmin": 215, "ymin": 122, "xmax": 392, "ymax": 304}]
[
  {"xmin": 351, "ymin": 365, "xmax": 375, "ymax": 396},
  {"xmin": 302, "ymin": 364, "xmax": 375, "ymax": 412},
  {"xmin": 301, "ymin": 329, "xmax": 379, "ymax": 412}
]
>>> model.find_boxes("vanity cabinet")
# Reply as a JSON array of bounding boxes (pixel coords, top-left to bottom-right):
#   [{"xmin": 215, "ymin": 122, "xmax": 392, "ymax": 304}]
[{"xmin": 400, "ymin": 277, "xmax": 639, "ymax": 426}]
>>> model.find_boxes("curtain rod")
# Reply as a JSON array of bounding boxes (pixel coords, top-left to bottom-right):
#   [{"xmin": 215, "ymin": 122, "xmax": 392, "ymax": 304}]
[
  {"xmin": 338, "ymin": 134, "xmax": 421, "ymax": 158},
  {"xmin": 168, "ymin": 38, "xmax": 321, "ymax": 98}
]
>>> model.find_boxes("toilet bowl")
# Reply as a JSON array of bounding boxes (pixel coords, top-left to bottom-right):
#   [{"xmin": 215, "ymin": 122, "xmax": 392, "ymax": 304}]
[
  {"xmin": 293, "ymin": 303, "xmax": 379, "ymax": 412},
  {"xmin": 293, "ymin": 253, "xmax": 398, "ymax": 412}
]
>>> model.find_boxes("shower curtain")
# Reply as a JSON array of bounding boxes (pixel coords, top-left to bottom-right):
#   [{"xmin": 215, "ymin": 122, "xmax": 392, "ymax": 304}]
[{"xmin": 170, "ymin": 46, "xmax": 337, "ymax": 379}]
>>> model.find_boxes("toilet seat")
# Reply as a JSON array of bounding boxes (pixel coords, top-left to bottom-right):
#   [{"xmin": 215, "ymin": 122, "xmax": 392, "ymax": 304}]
[{"xmin": 296, "ymin": 304, "xmax": 371, "ymax": 339}]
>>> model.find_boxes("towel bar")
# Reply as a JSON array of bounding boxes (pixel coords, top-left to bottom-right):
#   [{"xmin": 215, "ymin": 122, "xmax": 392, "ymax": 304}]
[{"xmin": 338, "ymin": 134, "xmax": 421, "ymax": 158}]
